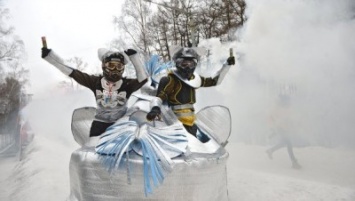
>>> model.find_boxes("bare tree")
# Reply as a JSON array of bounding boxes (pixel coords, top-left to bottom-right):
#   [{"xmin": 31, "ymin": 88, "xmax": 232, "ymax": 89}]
[
  {"xmin": 0, "ymin": 8, "xmax": 27, "ymax": 85},
  {"xmin": 0, "ymin": 77, "xmax": 21, "ymax": 133},
  {"xmin": 114, "ymin": 0, "xmax": 247, "ymax": 60},
  {"xmin": 0, "ymin": 5, "xmax": 29, "ymax": 153},
  {"xmin": 114, "ymin": 0, "xmax": 153, "ymax": 55},
  {"xmin": 196, "ymin": 0, "xmax": 246, "ymax": 41}
]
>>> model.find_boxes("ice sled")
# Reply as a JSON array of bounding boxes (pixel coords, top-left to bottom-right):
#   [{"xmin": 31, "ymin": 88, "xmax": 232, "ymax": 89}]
[{"xmin": 68, "ymin": 94, "xmax": 231, "ymax": 201}]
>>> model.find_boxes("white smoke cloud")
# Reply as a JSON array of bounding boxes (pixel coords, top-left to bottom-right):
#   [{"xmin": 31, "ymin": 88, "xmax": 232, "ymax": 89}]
[{"xmin": 199, "ymin": 0, "xmax": 355, "ymax": 147}]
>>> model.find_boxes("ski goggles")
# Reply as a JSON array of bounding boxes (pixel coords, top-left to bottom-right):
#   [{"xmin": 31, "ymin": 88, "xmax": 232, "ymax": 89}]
[
  {"xmin": 176, "ymin": 58, "xmax": 197, "ymax": 69},
  {"xmin": 104, "ymin": 61, "xmax": 125, "ymax": 71}
]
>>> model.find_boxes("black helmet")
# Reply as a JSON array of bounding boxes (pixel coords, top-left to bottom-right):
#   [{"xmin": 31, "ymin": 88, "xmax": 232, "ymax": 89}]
[
  {"xmin": 103, "ymin": 52, "xmax": 125, "ymax": 64},
  {"xmin": 172, "ymin": 47, "xmax": 200, "ymax": 62},
  {"xmin": 98, "ymin": 48, "xmax": 129, "ymax": 64},
  {"xmin": 172, "ymin": 48, "xmax": 199, "ymax": 79}
]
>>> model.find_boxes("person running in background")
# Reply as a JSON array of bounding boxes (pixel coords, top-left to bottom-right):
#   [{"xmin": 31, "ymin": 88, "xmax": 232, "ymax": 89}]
[{"xmin": 266, "ymin": 94, "xmax": 302, "ymax": 169}]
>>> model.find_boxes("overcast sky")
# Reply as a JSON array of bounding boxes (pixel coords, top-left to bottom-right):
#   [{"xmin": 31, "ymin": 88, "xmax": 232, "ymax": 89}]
[{"xmin": 4, "ymin": 0, "xmax": 123, "ymax": 94}]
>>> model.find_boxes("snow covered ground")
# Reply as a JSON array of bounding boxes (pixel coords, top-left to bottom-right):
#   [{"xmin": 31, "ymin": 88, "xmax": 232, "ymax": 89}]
[
  {"xmin": 1, "ymin": 137, "xmax": 355, "ymax": 201},
  {"xmin": 227, "ymin": 144, "xmax": 355, "ymax": 201},
  {"xmin": 1, "ymin": 92, "xmax": 355, "ymax": 201}
]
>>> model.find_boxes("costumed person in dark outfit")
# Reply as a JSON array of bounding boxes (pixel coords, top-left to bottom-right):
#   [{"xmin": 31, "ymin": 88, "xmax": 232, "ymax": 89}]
[
  {"xmin": 41, "ymin": 40, "xmax": 148, "ymax": 137},
  {"xmin": 146, "ymin": 47, "xmax": 235, "ymax": 136}
]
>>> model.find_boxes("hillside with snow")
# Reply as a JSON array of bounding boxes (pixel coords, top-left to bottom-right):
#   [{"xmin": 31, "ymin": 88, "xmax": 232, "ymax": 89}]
[
  {"xmin": 1, "ymin": 92, "xmax": 355, "ymax": 201},
  {"xmin": 1, "ymin": 133, "xmax": 355, "ymax": 200}
]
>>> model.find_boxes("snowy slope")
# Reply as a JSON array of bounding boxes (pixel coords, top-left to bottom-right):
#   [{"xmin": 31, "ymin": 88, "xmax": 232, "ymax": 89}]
[
  {"xmin": 1, "ymin": 92, "xmax": 355, "ymax": 201},
  {"xmin": 1, "ymin": 137, "xmax": 355, "ymax": 201},
  {"xmin": 227, "ymin": 144, "xmax": 355, "ymax": 201}
]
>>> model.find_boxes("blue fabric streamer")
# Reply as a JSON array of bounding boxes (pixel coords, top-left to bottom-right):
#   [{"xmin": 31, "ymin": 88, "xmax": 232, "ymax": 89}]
[
  {"xmin": 145, "ymin": 55, "xmax": 173, "ymax": 85},
  {"xmin": 95, "ymin": 120, "xmax": 188, "ymax": 196}
]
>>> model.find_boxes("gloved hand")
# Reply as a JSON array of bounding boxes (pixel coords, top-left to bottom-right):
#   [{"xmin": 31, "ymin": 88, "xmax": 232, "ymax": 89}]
[
  {"xmin": 124, "ymin": 49, "xmax": 137, "ymax": 56},
  {"xmin": 227, "ymin": 56, "xmax": 235, "ymax": 65},
  {"xmin": 41, "ymin": 47, "xmax": 51, "ymax": 58},
  {"xmin": 146, "ymin": 106, "xmax": 161, "ymax": 121}
]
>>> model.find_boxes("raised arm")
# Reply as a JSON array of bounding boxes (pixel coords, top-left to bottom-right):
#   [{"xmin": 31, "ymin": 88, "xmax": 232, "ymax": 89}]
[
  {"xmin": 124, "ymin": 49, "xmax": 148, "ymax": 83},
  {"xmin": 201, "ymin": 51, "xmax": 235, "ymax": 87},
  {"xmin": 41, "ymin": 38, "xmax": 74, "ymax": 76},
  {"xmin": 214, "ymin": 49, "xmax": 235, "ymax": 86}
]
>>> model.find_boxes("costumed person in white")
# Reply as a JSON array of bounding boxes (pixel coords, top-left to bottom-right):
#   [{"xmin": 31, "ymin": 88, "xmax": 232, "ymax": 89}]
[{"xmin": 41, "ymin": 39, "xmax": 148, "ymax": 137}]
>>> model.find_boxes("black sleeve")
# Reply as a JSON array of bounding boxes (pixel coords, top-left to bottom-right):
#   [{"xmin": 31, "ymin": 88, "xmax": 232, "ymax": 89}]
[
  {"xmin": 200, "ymin": 76, "xmax": 218, "ymax": 87},
  {"xmin": 126, "ymin": 78, "xmax": 148, "ymax": 94},
  {"xmin": 69, "ymin": 70, "xmax": 100, "ymax": 92}
]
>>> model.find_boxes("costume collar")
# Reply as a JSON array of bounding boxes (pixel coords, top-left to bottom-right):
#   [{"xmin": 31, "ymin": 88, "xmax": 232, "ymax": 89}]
[
  {"xmin": 101, "ymin": 78, "xmax": 122, "ymax": 90},
  {"xmin": 172, "ymin": 68, "xmax": 201, "ymax": 88}
]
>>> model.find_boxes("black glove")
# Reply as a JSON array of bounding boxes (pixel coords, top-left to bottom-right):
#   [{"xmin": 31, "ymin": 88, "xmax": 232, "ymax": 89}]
[
  {"xmin": 227, "ymin": 56, "xmax": 235, "ymax": 65},
  {"xmin": 41, "ymin": 47, "xmax": 51, "ymax": 58},
  {"xmin": 124, "ymin": 49, "xmax": 137, "ymax": 56},
  {"xmin": 146, "ymin": 106, "xmax": 161, "ymax": 121}
]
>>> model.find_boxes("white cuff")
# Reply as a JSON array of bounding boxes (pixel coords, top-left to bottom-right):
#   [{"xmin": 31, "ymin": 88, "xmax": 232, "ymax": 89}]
[
  {"xmin": 150, "ymin": 97, "xmax": 163, "ymax": 109},
  {"xmin": 216, "ymin": 63, "xmax": 231, "ymax": 85},
  {"xmin": 127, "ymin": 53, "xmax": 148, "ymax": 82},
  {"xmin": 44, "ymin": 50, "xmax": 73, "ymax": 76}
]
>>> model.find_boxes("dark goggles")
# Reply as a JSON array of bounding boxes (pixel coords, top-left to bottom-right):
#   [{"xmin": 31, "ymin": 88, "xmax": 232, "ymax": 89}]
[{"xmin": 176, "ymin": 58, "xmax": 197, "ymax": 69}]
